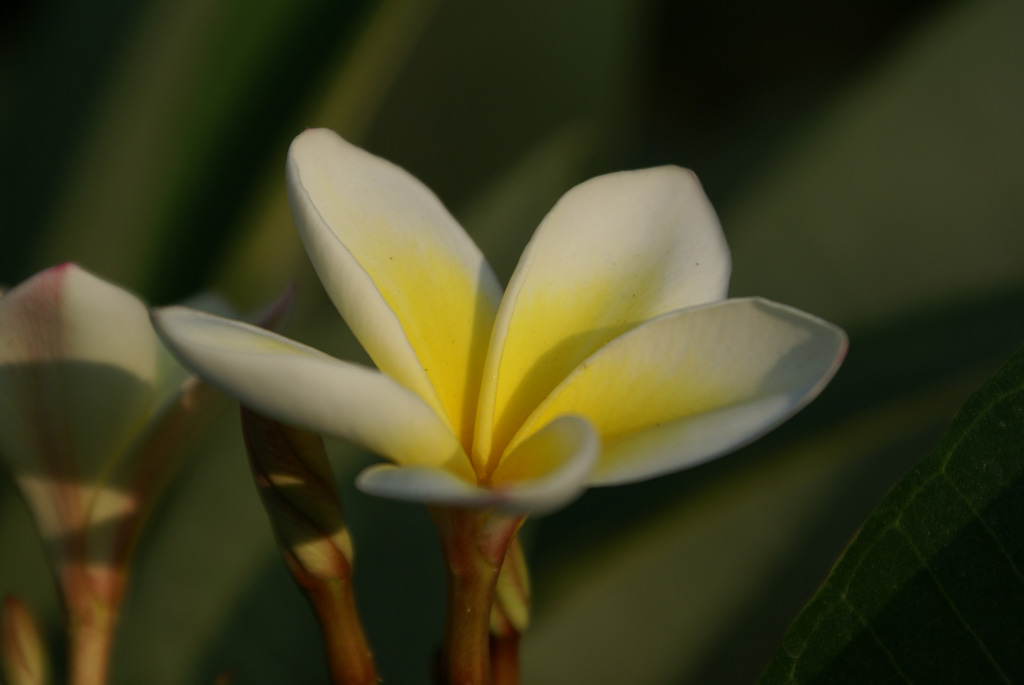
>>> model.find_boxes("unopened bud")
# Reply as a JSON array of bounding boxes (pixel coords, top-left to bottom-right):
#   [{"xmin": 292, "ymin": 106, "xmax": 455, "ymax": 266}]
[
  {"xmin": 491, "ymin": 537, "xmax": 531, "ymax": 636},
  {"xmin": 241, "ymin": 407, "xmax": 354, "ymax": 581}
]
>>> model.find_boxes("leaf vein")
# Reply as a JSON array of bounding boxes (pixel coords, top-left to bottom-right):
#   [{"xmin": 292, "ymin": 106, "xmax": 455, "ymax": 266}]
[
  {"xmin": 842, "ymin": 594, "xmax": 911, "ymax": 683},
  {"xmin": 896, "ymin": 526, "xmax": 1011, "ymax": 682}
]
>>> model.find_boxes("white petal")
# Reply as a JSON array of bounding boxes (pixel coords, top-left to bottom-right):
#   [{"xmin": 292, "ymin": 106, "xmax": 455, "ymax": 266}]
[
  {"xmin": 475, "ymin": 166, "xmax": 730, "ymax": 468},
  {"xmin": 504, "ymin": 298, "xmax": 846, "ymax": 485},
  {"xmin": 151, "ymin": 306, "xmax": 472, "ymax": 477},
  {"xmin": 357, "ymin": 416, "xmax": 599, "ymax": 513},
  {"xmin": 151, "ymin": 284, "xmax": 296, "ymax": 419},
  {"xmin": 287, "ymin": 129, "xmax": 502, "ymax": 450},
  {"xmin": 355, "ymin": 464, "xmax": 489, "ymax": 507}
]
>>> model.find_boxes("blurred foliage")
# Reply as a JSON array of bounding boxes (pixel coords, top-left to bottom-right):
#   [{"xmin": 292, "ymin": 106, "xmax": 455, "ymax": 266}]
[{"xmin": 1, "ymin": 0, "xmax": 1023, "ymax": 683}]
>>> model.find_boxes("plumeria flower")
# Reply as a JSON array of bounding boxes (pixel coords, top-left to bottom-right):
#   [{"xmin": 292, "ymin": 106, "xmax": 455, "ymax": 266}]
[
  {"xmin": 154, "ymin": 129, "xmax": 847, "ymax": 684},
  {"xmin": 152, "ymin": 128, "xmax": 847, "ymax": 514}
]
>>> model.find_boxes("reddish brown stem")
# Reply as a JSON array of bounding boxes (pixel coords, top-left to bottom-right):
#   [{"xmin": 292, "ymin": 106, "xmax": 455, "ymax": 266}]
[
  {"xmin": 64, "ymin": 569, "xmax": 124, "ymax": 685},
  {"xmin": 68, "ymin": 600, "xmax": 114, "ymax": 685},
  {"xmin": 489, "ymin": 633, "xmax": 520, "ymax": 685},
  {"xmin": 303, "ymin": 575, "xmax": 377, "ymax": 685},
  {"xmin": 430, "ymin": 508, "xmax": 522, "ymax": 685}
]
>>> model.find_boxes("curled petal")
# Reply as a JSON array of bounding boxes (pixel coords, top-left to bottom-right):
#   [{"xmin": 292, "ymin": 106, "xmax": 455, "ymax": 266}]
[
  {"xmin": 287, "ymin": 129, "xmax": 502, "ymax": 449},
  {"xmin": 489, "ymin": 415, "xmax": 599, "ymax": 509},
  {"xmin": 355, "ymin": 465, "xmax": 491, "ymax": 508},
  {"xmin": 357, "ymin": 416, "xmax": 599, "ymax": 513},
  {"xmin": 507, "ymin": 298, "xmax": 846, "ymax": 485},
  {"xmin": 151, "ymin": 306, "xmax": 471, "ymax": 476},
  {"xmin": 476, "ymin": 166, "xmax": 729, "ymax": 467}
]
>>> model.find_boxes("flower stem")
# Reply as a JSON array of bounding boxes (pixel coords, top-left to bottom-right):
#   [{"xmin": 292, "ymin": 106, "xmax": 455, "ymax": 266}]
[
  {"xmin": 303, "ymin": 575, "xmax": 377, "ymax": 685},
  {"xmin": 430, "ymin": 508, "xmax": 522, "ymax": 685},
  {"xmin": 489, "ymin": 633, "xmax": 520, "ymax": 685},
  {"xmin": 443, "ymin": 558, "xmax": 496, "ymax": 685},
  {"xmin": 67, "ymin": 584, "xmax": 119, "ymax": 685}
]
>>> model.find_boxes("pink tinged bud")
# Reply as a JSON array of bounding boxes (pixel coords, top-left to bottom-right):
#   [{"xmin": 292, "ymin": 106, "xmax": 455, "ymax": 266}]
[{"xmin": 0, "ymin": 265, "xmax": 158, "ymax": 570}]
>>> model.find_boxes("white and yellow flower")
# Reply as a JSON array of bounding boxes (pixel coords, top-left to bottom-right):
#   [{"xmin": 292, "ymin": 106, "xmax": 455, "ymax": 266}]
[{"xmin": 153, "ymin": 128, "xmax": 846, "ymax": 513}]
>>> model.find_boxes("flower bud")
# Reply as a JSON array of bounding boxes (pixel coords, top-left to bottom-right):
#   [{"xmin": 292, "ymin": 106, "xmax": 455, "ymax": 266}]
[
  {"xmin": 241, "ymin": 408, "xmax": 354, "ymax": 581},
  {"xmin": 490, "ymin": 538, "xmax": 531, "ymax": 637}
]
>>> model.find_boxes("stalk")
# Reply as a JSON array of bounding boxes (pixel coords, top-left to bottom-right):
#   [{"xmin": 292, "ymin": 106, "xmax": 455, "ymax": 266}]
[
  {"xmin": 64, "ymin": 569, "xmax": 124, "ymax": 685},
  {"xmin": 292, "ymin": 562, "xmax": 377, "ymax": 685},
  {"xmin": 430, "ymin": 507, "xmax": 522, "ymax": 685}
]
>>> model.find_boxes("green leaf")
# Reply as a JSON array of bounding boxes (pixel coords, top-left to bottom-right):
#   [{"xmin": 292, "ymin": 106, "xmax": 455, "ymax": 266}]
[{"xmin": 762, "ymin": 344, "xmax": 1024, "ymax": 683}]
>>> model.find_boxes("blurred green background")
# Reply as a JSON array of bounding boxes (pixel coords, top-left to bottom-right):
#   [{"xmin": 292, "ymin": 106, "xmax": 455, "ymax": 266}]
[{"xmin": 2, "ymin": 0, "xmax": 1023, "ymax": 682}]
